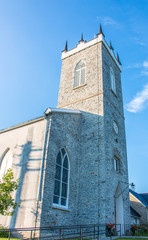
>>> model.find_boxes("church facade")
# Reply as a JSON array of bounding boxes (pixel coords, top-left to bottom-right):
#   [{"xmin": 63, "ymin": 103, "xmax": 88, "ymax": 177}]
[{"xmin": 0, "ymin": 27, "xmax": 130, "ymax": 229}]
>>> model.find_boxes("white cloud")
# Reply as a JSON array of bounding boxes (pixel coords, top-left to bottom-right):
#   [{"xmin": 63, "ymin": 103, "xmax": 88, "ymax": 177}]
[
  {"xmin": 126, "ymin": 63, "xmax": 141, "ymax": 69},
  {"xmin": 131, "ymin": 37, "xmax": 146, "ymax": 46},
  {"xmin": 141, "ymin": 61, "xmax": 148, "ymax": 76},
  {"xmin": 140, "ymin": 42, "xmax": 146, "ymax": 46},
  {"xmin": 126, "ymin": 84, "xmax": 148, "ymax": 113},
  {"xmin": 126, "ymin": 61, "xmax": 148, "ymax": 72},
  {"xmin": 141, "ymin": 70, "xmax": 148, "ymax": 76},
  {"xmin": 143, "ymin": 61, "xmax": 148, "ymax": 68},
  {"xmin": 97, "ymin": 16, "xmax": 119, "ymax": 26},
  {"xmin": 137, "ymin": 41, "xmax": 146, "ymax": 46}
]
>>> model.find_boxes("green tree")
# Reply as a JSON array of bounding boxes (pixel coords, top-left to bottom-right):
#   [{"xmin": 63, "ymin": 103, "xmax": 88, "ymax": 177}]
[{"xmin": 0, "ymin": 169, "xmax": 19, "ymax": 216}]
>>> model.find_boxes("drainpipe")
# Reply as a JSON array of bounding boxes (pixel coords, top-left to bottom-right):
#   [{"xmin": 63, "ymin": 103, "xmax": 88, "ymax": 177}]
[
  {"xmin": 34, "ymin": 113, "xmax": 52, "ymax": 232},
  {"xmin": 38, "ymin": 115, "xmax": 51, "ymax": 201}
]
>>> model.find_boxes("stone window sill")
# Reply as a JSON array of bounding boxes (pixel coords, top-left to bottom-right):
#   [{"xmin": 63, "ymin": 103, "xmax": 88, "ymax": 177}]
[
  {"xmin": 111, "ymin": 89, "xmax": 117, "ymax": 98},
  {"xmin": 73, "ymin": 83, "xmax": 87, "ymax": 90},
  {"xmin": 52, "ymin": 204, "xmax": 70, "ymax": 212}
]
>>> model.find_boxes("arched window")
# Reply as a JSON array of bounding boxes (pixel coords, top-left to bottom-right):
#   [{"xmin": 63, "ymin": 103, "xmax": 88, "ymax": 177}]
[
  {"xmin": 53, "ymin": 148, "xmax": 70, "ymax": 208},
  {"xmin": 110, "ymin": 67, "xmax": 116, "ymax": 94},
  {"xmin": 74, "ymin": 61, "xmax": 86, "ymax": 87},
  {"xmin": 0, "ymin": 148, "xmax": 13, "ymax": 179}
]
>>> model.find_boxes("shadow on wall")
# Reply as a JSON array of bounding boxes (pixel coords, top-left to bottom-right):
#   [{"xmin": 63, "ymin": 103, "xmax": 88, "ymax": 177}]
[
  {"xmin": 10, "ymin": 141, "xmax": 42, "ymax": 228},
  {"xmin": 130, "ymin": 200, "xmax": 147, "ymax": 224},
  {"xmin": 40, "ymin": 111, "xmax": 107, "ymax": 227}
]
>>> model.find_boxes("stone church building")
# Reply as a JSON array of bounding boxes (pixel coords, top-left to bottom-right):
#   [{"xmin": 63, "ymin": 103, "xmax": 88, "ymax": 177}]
[{"xmin": 0, "ymin": 26, "xmax": 130, "ymax": 229}]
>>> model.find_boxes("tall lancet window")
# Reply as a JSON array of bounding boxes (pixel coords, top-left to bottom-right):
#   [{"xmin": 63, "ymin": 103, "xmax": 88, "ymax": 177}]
[
  {"xmin": 74, "ymin": 60, "xmax": 86, "ymax": 87},
  {"xmin": 0, "ymin": 148, "xmax": 13, "ymax": 180},
  {"xmin": 53, "ymin": 148, "xmax": 70, "ymax": 208},
  {"xmin": 110, "ymin": 67, "xmax": 116, "ymax": 94}
]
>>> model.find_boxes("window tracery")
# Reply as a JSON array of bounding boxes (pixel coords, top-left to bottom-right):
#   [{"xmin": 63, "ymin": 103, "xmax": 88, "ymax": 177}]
[
  {"xmin": 74, "ymin": 61, "xmax": 86, "ymax": 87},
  {"xmin": 53, "ymin": 148, "xmax": 69, "ymax": 208}
]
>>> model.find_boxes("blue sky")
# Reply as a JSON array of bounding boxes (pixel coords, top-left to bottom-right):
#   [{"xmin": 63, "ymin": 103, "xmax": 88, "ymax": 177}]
[{"xmin": 0, "ymin": 0, "xmax": 148, "ymax": 193}]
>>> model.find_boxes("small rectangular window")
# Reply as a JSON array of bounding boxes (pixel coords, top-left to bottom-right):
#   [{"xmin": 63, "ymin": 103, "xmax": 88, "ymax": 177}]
[
  {"xmin": 114, "ymin": 157, "xmax": 119, "ymax": 172},
  {"xmin": 110, "ymin": 67, "xmax": 116, "ymax": 94}
]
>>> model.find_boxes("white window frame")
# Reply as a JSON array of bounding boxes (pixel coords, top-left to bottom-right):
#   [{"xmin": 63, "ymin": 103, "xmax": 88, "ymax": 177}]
[
  {"xmin": 74, "ymin": 60, "xmax": 86, "ymax": 88},
  {"xmin": 53, "ymin": 148, "xmax": 70, "ymax": 210},
  {"xmin": 110, "ymin": 67, "xmax": 116, "ymax": 94},
  {"xmin": 113, "ymin": 120, "xmax": 119, "ymax": 135},
  {"xmin": 114, "ymin": 157, "xmax": 119, "ymax": 172},
  {"xmin": 0, "ymin": 148, "xmax": 13, "ymax": 180}
]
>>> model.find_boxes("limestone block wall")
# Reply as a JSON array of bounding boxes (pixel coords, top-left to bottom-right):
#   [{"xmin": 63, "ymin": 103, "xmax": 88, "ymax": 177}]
[
  {"xmin": 40, "ymin": 112, "xmax": 81, "ymax": 226},
  {"xmin": 57, "ymin": 38, "xmax": 130, "ymax": 225},
  {"xmin": 57, "ymin": 41, "xmax": 107, "ymax": 224},
  {"xmin": 77, "ymin": 111, "xmax": 102, "ymax": 224},
  {"xmin": 102, "ymin": 44, "xmax": 124, "ymax": 117},
  {"xmin": 58, "ymin": 42, "xmax": 103, "ymax": 112},
  {"xmin": 102, "ymin": 44, "xmax": 130, "ymax": 225},
  {"xmin": 0, "ymin": 118, "xmax": 46, "ymax": 228}
]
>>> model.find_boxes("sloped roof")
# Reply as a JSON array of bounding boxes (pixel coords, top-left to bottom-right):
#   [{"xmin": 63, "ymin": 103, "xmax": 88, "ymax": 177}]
[
  {"xmin": 140, "ymin": 193, "xmax": 148, "ymax": 204},
  {"xmin": 130, "ymin": 206, "xmax": 141, "ymax": 218},
  {"xmin": 129, "ymin": 189, "xmax": 148, "ymax": 207}
]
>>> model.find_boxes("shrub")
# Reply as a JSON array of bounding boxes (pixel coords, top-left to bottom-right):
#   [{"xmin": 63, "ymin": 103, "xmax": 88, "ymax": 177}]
[
  {"xmin": 140, "ymin": 224, "xmax": 148, "ymax": 233},
  {"xmin": 112, "ymin": 228, "xmax": 118, "ymax": 236},
  {"xmin": 0, "ymin": 225, "xmax": 9, "ymax": 238},
  {"xmin": 125, "ymin": 229, "xmax": 131, "ymax": 236},
  {"xmin": 106, "ymin": 223, "xmax": 114, "ymax": 236}
]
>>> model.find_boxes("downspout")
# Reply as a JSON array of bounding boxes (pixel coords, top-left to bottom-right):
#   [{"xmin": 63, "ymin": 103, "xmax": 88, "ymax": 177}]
[
  {"xmin": 38, "ymin": 118, "xmax": 48, "ymax": 201},
  {"xmin": 38, "ymin": 116, "xmax": 49, "ymax": 201},
  {"xmin": 34, "ymin": 114, "xmax": 51, "ymax": 230}
]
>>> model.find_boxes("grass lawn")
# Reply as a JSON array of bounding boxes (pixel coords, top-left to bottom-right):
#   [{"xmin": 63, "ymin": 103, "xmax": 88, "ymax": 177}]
[
  {"xmin": 135, "ymin": 234, "xmax": 148, "ymax": 236},
  {"xmin": 116, "ymin": 238, "xmax": 148, "ymax": 240},
  {"xmin": 67, "ymin": 238, "xmax": 148, "ymax": 240},
  {"xmin": 65, "ymin": 237, "xmax": 148, "ymax": 240},
  {"xmin": 0, "ymin": 238, "xmax": 148, "ymax": 240}
]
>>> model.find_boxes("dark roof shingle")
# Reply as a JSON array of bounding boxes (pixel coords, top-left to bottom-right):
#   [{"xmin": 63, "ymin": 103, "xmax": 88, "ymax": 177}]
[{"xmin": 129, "ymin": 189, "xmax": 148, "ymax": 207}]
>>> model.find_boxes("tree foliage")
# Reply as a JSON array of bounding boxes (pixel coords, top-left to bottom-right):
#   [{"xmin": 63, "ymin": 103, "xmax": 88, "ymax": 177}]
[{"xmin": 0, "ymin": 169, "xmax": 19, "ymax": 216}]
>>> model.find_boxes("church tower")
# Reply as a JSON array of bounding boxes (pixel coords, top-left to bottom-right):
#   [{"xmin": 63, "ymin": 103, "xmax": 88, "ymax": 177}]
[
  {"xmin": 0, "ymin": 25, "xmax": 130, "ymax": 230},
  {"xmin": 57, "ymin": 25, "xmax": 130, "ymax": 226}
]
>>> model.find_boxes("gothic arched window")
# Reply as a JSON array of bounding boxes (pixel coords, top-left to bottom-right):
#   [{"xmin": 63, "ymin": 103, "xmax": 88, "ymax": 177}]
[
  {"xmin": 0, "ymin": 148, "xmax": 13, "ymax": 180},
  {"xmin": 110, "ymin": 67, "xmax": 116, "ymax": 94},
  {"xmin": 53, "ymin": 148, "xmax": 70, "ymax": 208},
  {"xmin": 74, "ymin": 61, "xmax": 86, "ymax": 87}
]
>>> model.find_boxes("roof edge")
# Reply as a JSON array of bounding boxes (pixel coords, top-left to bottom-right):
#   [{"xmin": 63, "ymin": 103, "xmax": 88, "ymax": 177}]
[
  {"xmin": 45, "ymin": 107, "xmax": 81, "ymax": 115},
  {"xmin": 62, "ymin": 34, "xmax": 121, "ymax": 71},
  {"xmin": 129, "ymin": 189, "xmax": 148, "ymax": 207},
  {"xmin": 0, "ymin": 116, "xmax": 45, "ymax": 134}
]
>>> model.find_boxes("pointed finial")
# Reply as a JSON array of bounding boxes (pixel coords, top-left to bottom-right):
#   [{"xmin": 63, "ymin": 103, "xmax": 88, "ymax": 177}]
[
  {"xmin": 97, "ymin": 24, "xmax": 105, "ymax": 37},
  {"xmin": 116, "ymin": 53, "xmax": 122, "ymax": 65},
  {"xmin": 99, "ymin": 24, "xmax": 103, "ymax": 34},
  {"xmin": 109, "ymin": 41, "xmax": 114, "ymax": 51},
  {"xmin": 64, "ymin": 41, "xmax": 68, "ymax": 52},
  {"xmin": 79, "ymin": 33, "xmax": 85, "ymax": 43}
]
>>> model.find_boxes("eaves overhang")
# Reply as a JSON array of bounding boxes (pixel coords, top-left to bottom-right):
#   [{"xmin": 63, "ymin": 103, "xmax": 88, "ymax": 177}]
[
  {"xmin": 44, "ymin": 107, "xmax": 81, "ymax": 116},
  {"xmin": 0, "ymin": 116, "xmax": 45, "ymax": 134}
]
